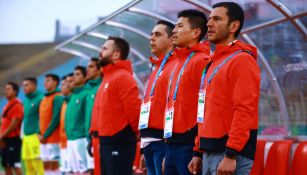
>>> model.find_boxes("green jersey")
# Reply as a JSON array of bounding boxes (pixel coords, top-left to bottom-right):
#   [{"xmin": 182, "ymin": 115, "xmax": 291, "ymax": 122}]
[
  {"xmin": 65, "ymin": 84, "xmax": 89, "ymax": 140},
  {"xmin": 23, "ymin": 91, "xmax": 44, "ymax": 135},
  {"xmin": 85, "ymin": 77, "xmax": 102, "ymax": 138}
]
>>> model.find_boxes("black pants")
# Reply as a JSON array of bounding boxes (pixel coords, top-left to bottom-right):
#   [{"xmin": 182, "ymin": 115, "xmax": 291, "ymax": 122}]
[
  {"xmin": 0, "ymin": 137, "xmax": 21, "ymax": 168},
  {"xmin": 100, "ymin": 142, "xmax": 136, "ymax": 175}
]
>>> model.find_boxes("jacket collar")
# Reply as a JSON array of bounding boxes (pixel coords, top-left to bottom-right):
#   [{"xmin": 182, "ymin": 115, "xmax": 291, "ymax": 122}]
[
  {"xmin": 174, "ymin": 41, "xmax": 210, "ymax": 60},
  {"xmin": 26, "ymin": 90, "xmax": 40, "ymax": 99},
  {"xmin": 211, "ymin": 40, "xmax": 258, "ymax": 61},
  {"xmin": 149, "ymin": 51, "xmax": 176, "ymax": 66},
  {"xmin": 102, "ymin": 60, "xmax": 133, "ymax": 75},
  {"xmin": 87, "ymin": 77, "xmax": 102, "ymax": 87},
  {"xmin": 45, "ymin": 88, "xmax": 60, "ymax": 96}
]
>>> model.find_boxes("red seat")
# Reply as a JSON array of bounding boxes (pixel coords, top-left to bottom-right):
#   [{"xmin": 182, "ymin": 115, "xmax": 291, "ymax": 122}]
[
  {"xmin": 250, "ymin": 140, "xmax": 267, "ymax": 175},
  {"xmin": 290, "ymin": 141, "xmax": 307, "ymax": 175},
  {"xmin": 263, "ymin": 140, "xmax": 293, "ymax": 175}
]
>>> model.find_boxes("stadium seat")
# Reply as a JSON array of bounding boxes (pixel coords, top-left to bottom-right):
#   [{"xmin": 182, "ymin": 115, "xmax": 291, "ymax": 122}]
[
  {"xmin": 263, "ymin": 140, "xmax": 293, "ymax": 175},
  {"xmin": 250, "ymin": 140, "xmax": 267, "ymax": 175},
  {"xmin": 290, "ymin": 141, "xmax": 307, "ymax": 175}
]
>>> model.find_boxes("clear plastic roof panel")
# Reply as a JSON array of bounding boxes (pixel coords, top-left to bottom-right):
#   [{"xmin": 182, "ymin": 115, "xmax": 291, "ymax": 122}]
[
  {"xmin": 201, "ymin": 0, "xmax": 284, "ymax": 29},
  {"xmin": 93, "ymin": 24, "xmax": 152, "ymax": 58},
  {"xmin": 134, "ymin": 0, "xmax": 210, "ymax": 22},
  {"xmin": 55, "ymin": 0, "xmax": 307, "ymax": 137},
  {"xmin": 133, "ymin": 61, "xmax": 150, "ymax": 83},
  {"xmin": 249, "ymin": 22, "xmax": 307, "ymax": 135},
  {"xmin": 278, "ymin": 0, "xmax": 307, "ymax": 15},
  {"xmin": 111, "ymin": 11, "xmax": 158, "ymax": 35},
  {"xmin": 301, "ymin": 16, "xmax": 307, "ymax": 29},
  {"xmin": 77, "ymin": 34, "xmax": 105, "ymax": 48},
  {"xmin": 63, "ymin": 43, "xmax": 99, "ymax": 58},
  {"xmin": 258, "ymin": 72, "xmax": 286, "ymax": 135},
  {"xmin": 75, "ymin": 31, "xmax": 150, "ymax": 84}
]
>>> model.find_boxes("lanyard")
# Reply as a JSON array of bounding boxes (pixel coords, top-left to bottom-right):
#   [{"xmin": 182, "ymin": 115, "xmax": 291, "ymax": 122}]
[
  {"xmin": 173, "ymin": 52, "xmax": 195, "ymax": 101},
  {"xmin": 166, "ymin": 63, "xmax": 177, "ymax": 103},
  {"xmin": 167, "ymin": 52, "xmax": 195, "ymax": 102},
  {"xmin": 202, "ymin": 50, "xmax": 249, "ymax": 89},
  {"xmin": 199, "ymin": 61, "xmax": 212, "ymax": 90},
  {"xmin": 148, "ymin": 51, "xmax": 172, "ymax": 97}
]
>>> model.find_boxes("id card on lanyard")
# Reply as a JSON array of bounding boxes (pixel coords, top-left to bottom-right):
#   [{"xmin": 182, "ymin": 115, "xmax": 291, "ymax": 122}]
[
  {"xmin": 197, "ymin": 89, "xmax": 206, "ymax": 123},
  {"xmin": 139, "ymin": 52, "xmax": 172, "ymax": 130},
  {"xmin": 197, "ymin": 50, "xmax": 248, "ymax": 123},
  {"xmin": 164, "ymin": 106, "xmax": 174, "ymax": 138},
  {"xmin": 163, "ymin": 52, "xmax": 195, "ymax": 138},
  {"xmin": 139, "ymin": 101, "xmax": 151, "ymax": 129},
  {"xmin": 197, "ymin": 63, "xmax": 211, "ymax": 123}
]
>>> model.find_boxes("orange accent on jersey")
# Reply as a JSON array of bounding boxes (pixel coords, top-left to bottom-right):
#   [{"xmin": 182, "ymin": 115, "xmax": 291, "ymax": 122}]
[
  {"xmin": 39, "ymin": 92, "xmax": 61, "ymax": 144},
  {"xmin": 59, "ymin": 101, "xmax": 67, "ymax": 148}
]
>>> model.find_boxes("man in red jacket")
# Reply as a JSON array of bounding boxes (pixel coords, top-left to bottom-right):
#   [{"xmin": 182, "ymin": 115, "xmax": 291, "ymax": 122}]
[
  {"xmin": 91, "ymin": 36, "xmax": 141, "ymax": 175},
  {"xmin": 0, "ymin": 82, "xmax": 23, "ymax": 175},
  {"xmin": 163, "ymin": 9, "xmax": 210, "ymax": 175},
  {"xmin": 139, "ymin": 20, "xmax": 176, "ymax": 175},
  {"xmin": 189, "ymin": 2, "xmax": 260, "ymax": 175}
]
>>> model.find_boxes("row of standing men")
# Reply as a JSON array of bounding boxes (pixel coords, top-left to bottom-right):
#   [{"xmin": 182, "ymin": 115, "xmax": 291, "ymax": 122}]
[
  {"xmin": 0, "ymin": 2, "xmax": 260, "ymax": 175},
  {"xmin": 1, "ymin": 59, "xmax": 103, "ymax": 175}
]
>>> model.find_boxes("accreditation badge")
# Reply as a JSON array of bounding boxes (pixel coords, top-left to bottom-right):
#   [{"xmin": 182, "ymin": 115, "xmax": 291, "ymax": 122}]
[
  {"xmin": 138, "ymin": 102, "xmax": 151, "ymax": 129},
  {"xmin": 197, "ymin": 89, "xmax": 206, "ymax": 123},
  {"xmin": 164, "ymin": 107, "xmax": 174, "ymax": 138}
]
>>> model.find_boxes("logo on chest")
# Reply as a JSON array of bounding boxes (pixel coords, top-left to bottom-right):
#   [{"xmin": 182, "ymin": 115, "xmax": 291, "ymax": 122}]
[{"xmin": 104, "ymin": 83, "xmax": 109, "ymax": 89}]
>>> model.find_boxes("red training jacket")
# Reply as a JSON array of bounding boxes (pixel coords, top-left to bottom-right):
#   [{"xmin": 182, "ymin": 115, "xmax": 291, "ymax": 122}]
[
  {"xmin": 91, "ymin": 60, "xmax": 141, "ymax": 144},
  {"xmin": 165, "ymin": 42, "xmax": 210, "ymax": 144},
  {"xmin": 195, "ymin": 40, "xmax": 260, "ymax": 160},
  {"xmin": 140, "ymin": 52, "xmax": 178, "ymax": 139}
]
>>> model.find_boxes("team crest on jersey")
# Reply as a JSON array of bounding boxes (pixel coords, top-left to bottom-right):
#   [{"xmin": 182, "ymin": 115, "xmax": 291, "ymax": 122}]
[
  {"xmin": 104, "ymin": 83, "xmax": 109, "ymax": 89},
  {"xmin": 76, "ymin": 99, "xmax": 80, "ymax": 104},
  {"xmin": 31, "ymin": 103, "xmax": 34, "ymax": 107}
]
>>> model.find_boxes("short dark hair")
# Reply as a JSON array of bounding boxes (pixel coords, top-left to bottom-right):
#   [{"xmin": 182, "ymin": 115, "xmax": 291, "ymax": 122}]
[
  {"xmin": 213, "ymin": 2, "xmax": 244, "ymax": 38},
  {"xmin": 156, "ymin": 20, "xmax": 175, "ymax": 37},
  {"xmin": 45, "ymin": 73, "xmax": 60, "ymax": 86},
  {"xmin": 7, "ymin": 82, "xmax": 19, "ymax": 96},
  {"xmin": 67, "ymin": 73, "xmax": 74, "ymax": 77},
  {"xmin": 61, "ymin": 75, "xmax": 67, "ymax": 80},
  {"xmin": 23, "ymin": 77, "xmax": 37, "ymax": 85},
  {"xmin": 90, "ymin": 57, "xmax": 100, "ymax": 69},
  {"xmin": 108, "ymin": 36, "xmax": 130, "ymax": 60},
  {"xmin": 178, "ymin": 9, "xmax": 208, "ymax": 41},
  {"xmin": 74, "ymin": 66, "xmax": 87, "ymax": 77}
]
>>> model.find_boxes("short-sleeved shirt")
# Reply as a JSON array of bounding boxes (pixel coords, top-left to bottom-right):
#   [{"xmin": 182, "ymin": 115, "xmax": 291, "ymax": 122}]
[{"xmin": 1, "ymin": 98, "xmax": 23, "ymax": 138}]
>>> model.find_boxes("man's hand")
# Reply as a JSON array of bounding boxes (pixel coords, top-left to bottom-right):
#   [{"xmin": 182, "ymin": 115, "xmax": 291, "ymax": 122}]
[
  {"xmin": 0, "ymin": 134, "xmax": 3, "ymax": 141},
  {"xmin": 162, "ymin": 158, "xmax": 165, "ymax": 174},
  {"xmin": 0, "ymin": 141, "xmax": 5, "ymax": 149},
  {"xmin": 188, "ymin": 156, "xmax": 202, "ymax": 174},
  {"xmin": 217, "ymin": 157, "xmax": 236, "ymax": 175},
  {"xmin": 38, "ymin": 134, "xmax": 46, "ymax": 143},
  {"xmin": 87, "ymin": 139, "xmax": 93, "ymax": 157}
]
